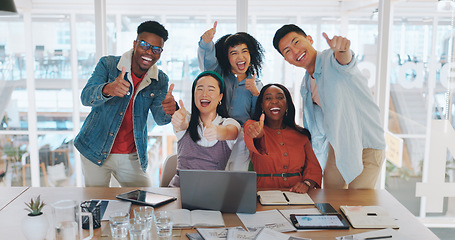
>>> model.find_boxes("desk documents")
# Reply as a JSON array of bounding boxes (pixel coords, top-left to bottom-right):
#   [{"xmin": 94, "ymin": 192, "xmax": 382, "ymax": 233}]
[
  {"xmin": 90, "ymin": 199, "xmax": 131, "ymax": 221},
  {"xmin": 166, "ymin": 209, "xmax": 225, "ymax": 229},
  {"xmin": 340, "ymin": 206, "xmax": 399, "ymax": 229},
  {"xmin": 255, "ymin": 228, "xmax": 311, "ymax": 240},
  {"xmin": 237, "ymin": 209, "xmax": 296, "ymax": 233},
  {"xmin": 194, "ymin": 227, "xmax": 311, "ymax": 240},
  {"xmin": 337, "ymin": 228, "xmax": 410, "ymax": 240},
  {"xmin": 257, "ymin": 190, "xmax": 314, "ymax": 205}
]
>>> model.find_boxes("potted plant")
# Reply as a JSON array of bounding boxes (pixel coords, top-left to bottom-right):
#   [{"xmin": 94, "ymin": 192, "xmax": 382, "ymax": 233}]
[{"xmin": 21, "ymin": 195, "xmax": 49, "ymax": 240}]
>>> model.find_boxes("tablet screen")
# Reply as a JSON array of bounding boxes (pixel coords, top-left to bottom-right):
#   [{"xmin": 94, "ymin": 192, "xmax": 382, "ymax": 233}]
[
  {"xmin": 290, "ymin": 214, "xmax": 349, "ymax": 229},
  {"xmin": 116, "ymin": 190, "xmax": 176, "ymax": 207}
]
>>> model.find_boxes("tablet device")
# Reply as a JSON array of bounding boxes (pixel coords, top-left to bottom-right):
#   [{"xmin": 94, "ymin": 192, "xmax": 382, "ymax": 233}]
[
  {"xmin": 290, "ymin": 214, "xmax": 350, "ymax": 229},
  {"xmin": 315, "ymin": 203, "xmax": 339, "ymax": 214},
  {"xmin": 116, "ymin": 189, "xmax": 177, "ymax": 207}
]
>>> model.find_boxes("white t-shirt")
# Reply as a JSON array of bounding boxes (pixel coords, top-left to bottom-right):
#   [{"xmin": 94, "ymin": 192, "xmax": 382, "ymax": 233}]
[{"xmin": 175, "ymin": 114, "xmax": 240, "ymax": 149}]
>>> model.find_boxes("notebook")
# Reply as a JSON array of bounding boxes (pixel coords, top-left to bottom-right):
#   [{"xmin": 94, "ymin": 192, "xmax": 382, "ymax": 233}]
[
  {"xmin": 340, "ymin": 206, "xmax": 399, "ymax": 229},
  {"xmin": 179, "ymin": 169, "xmax": 257, "ymax": 213}
]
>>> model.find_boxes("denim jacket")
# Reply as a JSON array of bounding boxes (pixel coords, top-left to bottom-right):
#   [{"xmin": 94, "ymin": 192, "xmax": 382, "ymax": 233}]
[
  {"xmin": 198, "ymin": 38, "xmax": 263, "ymax": 126},
  {"xmin": 74, "ymin": 49, "xmax": 171, "ymax": 171}
]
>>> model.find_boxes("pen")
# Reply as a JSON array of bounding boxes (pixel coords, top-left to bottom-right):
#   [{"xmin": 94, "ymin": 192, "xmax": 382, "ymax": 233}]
[{"xmin": 364, "ymin": 235, "xmax": 392, "ymax": 240}]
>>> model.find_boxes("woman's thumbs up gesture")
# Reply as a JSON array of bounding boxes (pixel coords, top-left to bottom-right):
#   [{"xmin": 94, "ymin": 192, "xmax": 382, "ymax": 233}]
[
  {"xmin": 171, "ymin": 100, "xmax": 189, "ymax": 132},
  {"xmin": 246, "ymin": 113, "xmax": 265, "ymax": 139}
]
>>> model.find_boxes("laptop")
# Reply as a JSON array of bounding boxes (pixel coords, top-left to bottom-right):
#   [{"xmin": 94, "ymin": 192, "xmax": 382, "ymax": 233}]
[{"xmin": 179, "ymin": 169, "xmax": 257, "ymax": 213}]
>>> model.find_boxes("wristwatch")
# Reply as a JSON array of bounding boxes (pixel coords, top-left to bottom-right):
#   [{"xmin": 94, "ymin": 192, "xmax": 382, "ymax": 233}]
[{"xmin": 303, "ymin": 180, "xmax": 312, "ymax": 188}]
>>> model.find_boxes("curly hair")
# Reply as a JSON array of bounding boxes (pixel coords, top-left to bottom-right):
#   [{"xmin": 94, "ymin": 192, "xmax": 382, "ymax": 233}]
[
  {"xmin": 252, "ymin": 83, "xmax": 311, "ymax": 141},
  {"xmin": 137, "ymin": 20, "xmax": 168, "ymax": 42},
  {"xmin": 215, "ymin": 32, "xmax": 264, "ymax": 77}
]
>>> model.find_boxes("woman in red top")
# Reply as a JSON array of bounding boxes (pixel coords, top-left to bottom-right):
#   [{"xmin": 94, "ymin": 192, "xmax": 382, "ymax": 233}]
[{"xmin": 244, "ymin": 83, "xmax": 322, "ymax": 193}]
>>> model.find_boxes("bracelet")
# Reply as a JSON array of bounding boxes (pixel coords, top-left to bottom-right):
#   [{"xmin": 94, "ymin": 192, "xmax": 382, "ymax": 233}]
[{"xmin": 303, "ymin": 180, "xmax": 312, "ymax": 188}]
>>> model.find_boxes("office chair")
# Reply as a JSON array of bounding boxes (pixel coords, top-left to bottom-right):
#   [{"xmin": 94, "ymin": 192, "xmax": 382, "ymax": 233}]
[{"xmin": 159, "ymin": 154, "xmax": 177, "ymax": 187}]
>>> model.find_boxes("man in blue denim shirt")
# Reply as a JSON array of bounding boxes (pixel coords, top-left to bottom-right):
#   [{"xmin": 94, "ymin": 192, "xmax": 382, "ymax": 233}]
[
  {"xmin": 74, "ymin": 21, "xmax": 177, "ymax": 187},
  {"xmin": 273, "ymin": 24, "xmax": 385, "ymax": 189}
]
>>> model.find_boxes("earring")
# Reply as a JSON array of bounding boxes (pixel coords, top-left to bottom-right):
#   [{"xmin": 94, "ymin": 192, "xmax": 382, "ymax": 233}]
[
  {"xmin": 285, "ymin": 109, "xmax": 288, "ymax": 116},
  {"xmin": 219, "ymin": 101, "xmax": 222, "ymax": 105}
]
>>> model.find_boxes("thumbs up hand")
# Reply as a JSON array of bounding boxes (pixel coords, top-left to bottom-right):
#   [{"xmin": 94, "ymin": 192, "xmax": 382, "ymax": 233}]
[
  {"xmin": 102, "ymin": 67, "xmax": 130, "ymax": 97},
  {"xmin": 246, "ymin": 113, "xmax": 265, "ymax": 139},
  {"xmin": 203, "ymin": 112, "xmax": 218, "ymax": 141},
  {"xmin": 322, "ymin": 32, "xmax": 352, "ymax": 65},
  {"xmin": 171, "ymin": 100, "xmax": 189, "ymax": 132},
  {"xmin": 201, "ymin": 21, "xmax": 218, "ymax": 44},
  {"xmin": 322, "ymin": 32, "xmax": 350, "ymax": 53},
  {"xmin": 161, "ymin": 84, "xmax": 177, "ymax": 115},
  {"xmin": 245, "ymin": 74, "xmax": 259, "ymax": 96}
]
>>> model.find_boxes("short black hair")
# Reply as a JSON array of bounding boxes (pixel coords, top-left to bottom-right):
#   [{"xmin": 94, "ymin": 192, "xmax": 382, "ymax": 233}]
[
  {"xmin": 137, "ymin": 21, "xmax": 168, "ymax": 42},
  {"xmin": 273, "ymin": 24, "xmax": 307, "ymax": 55},
  {"xmin": 215, "ymin": 32, "xmax": 264, "ymax": 77}
]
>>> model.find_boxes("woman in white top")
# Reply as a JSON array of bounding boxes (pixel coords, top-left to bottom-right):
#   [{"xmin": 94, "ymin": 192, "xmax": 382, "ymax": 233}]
[{"xmin": 169, "ymin": 71, "xmax": 240, "ymax": 187}]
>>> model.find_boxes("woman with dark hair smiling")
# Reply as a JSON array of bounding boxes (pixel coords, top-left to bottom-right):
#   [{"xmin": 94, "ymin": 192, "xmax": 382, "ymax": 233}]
[
  {"xmin": 198, "ymin": 21, "xmax": 265, "ymax": 171},
  {"xmin": 168, "ymin": 71, "xmax": 240, "ymax": 187},
  {"xmin": 244, "ymin": 83, "xmax": 322, "ymax": 193}
]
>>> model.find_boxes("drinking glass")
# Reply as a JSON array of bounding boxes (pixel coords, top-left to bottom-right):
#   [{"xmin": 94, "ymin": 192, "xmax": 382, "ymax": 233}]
[
  {"xmin": 109, "ymin": 211, "xmax": 129, "ymax": 239},
  {"xmin": 51, "ymin": 200, "xmax": 93, "ymax": 240},
  {"xmin": 128, "ymin": 218, "xmax": 148, "ymax": 240},
  {"xmin": 133, "ymin": 206, "xmax": 154, "ymax": 239},
  {"xmin": 154, "ymin": 211, "xmax": 173, "ymax": 240}
]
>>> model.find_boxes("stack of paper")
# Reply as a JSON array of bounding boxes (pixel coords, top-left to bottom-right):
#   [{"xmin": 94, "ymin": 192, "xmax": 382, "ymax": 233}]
[
  {"xmin": 192, "ymin": 227, "xmax": 311, "ymax": 240},
  {"xmin": 237, "ymin": 209, "xmax": 296, "ymax": 233}
]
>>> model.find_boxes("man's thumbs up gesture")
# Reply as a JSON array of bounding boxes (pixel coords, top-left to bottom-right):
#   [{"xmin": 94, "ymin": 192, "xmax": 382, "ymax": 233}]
[
  {"xmin": 246, "ymin": 113, "xmax": 265, "ymax": 139},
  {"xmin": 161, "ymin": 84, "xmax": 177, "ymax": 115},
  {"xmin": 171, "ymin": 100, "xmax": 188, "ymax": 132},
  {"xmin": 322, "ymin": 32, "xmax": 352, "ymax": 65},
  {"xmin": 102, "ymin": 67, "xmax": 130, "ymax": 97}
]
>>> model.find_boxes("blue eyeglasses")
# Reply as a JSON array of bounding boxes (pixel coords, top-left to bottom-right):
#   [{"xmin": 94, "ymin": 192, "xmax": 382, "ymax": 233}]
[{"xmin": 139, "ymin": 40, "xmax": 163, "ymax": 54}]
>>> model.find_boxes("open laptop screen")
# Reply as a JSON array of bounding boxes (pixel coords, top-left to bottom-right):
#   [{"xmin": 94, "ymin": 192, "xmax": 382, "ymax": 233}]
[{"xmin": 179, "ymin": 169, "xmax": 257, "ymax": 213}]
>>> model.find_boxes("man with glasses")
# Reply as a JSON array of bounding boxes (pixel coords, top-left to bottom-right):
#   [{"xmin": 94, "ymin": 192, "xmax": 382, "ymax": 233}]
[{"xmin": 75, "ymin": 21, "xmax": 177, "ymax": 187}]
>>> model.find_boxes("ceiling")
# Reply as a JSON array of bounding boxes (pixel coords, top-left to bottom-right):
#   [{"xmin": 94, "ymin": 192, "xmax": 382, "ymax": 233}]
[{"xmin": 12, "ymin": 0, "xmax": 448, "ymax": 19}]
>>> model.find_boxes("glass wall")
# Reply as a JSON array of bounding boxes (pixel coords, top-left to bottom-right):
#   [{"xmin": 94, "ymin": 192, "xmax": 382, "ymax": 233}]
[{"xmin": 1, "ymin": 3, "xmax": 454, "ymax": 234}]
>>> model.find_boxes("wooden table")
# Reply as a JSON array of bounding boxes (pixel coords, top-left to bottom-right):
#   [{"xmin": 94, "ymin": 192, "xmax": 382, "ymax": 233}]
[
  {"xmin": 0, "ymin": 187, "xmax": 438, "ymax": 240},
  {"xmin": 0, "ymin": 186, "xmax": 28, "ymax": 211}
]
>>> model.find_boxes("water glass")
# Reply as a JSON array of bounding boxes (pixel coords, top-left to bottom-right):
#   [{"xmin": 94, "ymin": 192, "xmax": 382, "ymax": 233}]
[
  {"xmin": 52, "ymin": 200, "xmax": 93, "ymax": 240},
  {"xmin": 133, "ymin": 206, "xmax": 154, "ymax": 239},
  {"xmin": 128, "ymin": 218, "xmax": 148, "ymax": 240},
  {"xmin": 109, "ymin": 211, "xmax": 129, "ymax": 239},
  {"xmin": 154, "ymin": 211, "xmax": 173, "ymax": 240}
]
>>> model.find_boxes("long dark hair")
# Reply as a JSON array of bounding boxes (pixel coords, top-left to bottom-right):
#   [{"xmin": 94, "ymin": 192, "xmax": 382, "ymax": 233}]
[
  {"xmin": 188, "ymin": 71, "xmax": 229, "ymax": 142},
  {"xmin": 252, "ymin": 83, "xmax": 311, "ymax": 141},
  {"xmin": 215, "ymin": 32, "xmax": 264, "ymax": 77}
]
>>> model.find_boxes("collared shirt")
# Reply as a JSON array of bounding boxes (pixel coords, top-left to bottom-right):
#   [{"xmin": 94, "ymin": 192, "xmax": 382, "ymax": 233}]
[
  {"xmin": 301, "ymin": 49, "xmax": 385, "ymax": 184},
  {"xmin": 175, "ymin": 114, "xmax": 240, "ymax": 149}
]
